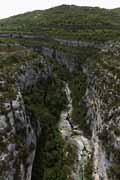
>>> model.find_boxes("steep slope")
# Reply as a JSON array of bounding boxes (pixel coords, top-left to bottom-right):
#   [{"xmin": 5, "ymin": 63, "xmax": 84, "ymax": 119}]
[
  {"xmin": 0, "ymin": 5, "xmax": 120, "ymax": 180},
  {"xmin": 0, "ymin": 47, "xmax": 42, "ymax": 179}
]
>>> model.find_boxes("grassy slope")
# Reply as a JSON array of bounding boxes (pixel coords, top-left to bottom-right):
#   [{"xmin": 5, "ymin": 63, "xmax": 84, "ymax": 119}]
[{"xmin": 0, "ymin": 5, "xmax": 120, "ymax": 41}]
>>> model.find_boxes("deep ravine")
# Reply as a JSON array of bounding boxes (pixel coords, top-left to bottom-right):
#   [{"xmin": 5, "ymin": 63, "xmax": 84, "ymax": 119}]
[{"xmin": 0, "ymin": 5, "xmax": 120, "ymax": 179}]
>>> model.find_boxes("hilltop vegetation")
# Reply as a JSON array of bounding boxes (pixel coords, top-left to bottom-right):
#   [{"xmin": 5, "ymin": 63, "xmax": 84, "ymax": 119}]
[{"xmin": 0, "ymin": 5, "xmax": 120, "ymax": 41}]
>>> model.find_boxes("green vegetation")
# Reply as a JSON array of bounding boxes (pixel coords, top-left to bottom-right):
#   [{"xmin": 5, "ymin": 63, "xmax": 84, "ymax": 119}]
[
  {"xmin": 0, "ymin": 177, "xmax": 4, "ymax": 180},
  {"xmin": 0, "ymin": 4, "xmax": 120, "ymax": 180},
  {"xmin": 0, "ymin": 47, "xmax": 40, "ymax": 103},
  {"xmin": 0, "ymin": 5, "xmax": 120, "ymax": 41},
  {"xmin": 23, "ymin": 61, "xmax": 77, "ymax": 180},
  {"xmin": 84, "ymin": 156, "xmax": 93, "ymax": 180},
  {"xmin": 69, "ymin": 71, "xmax": 90, "ymax": 136}
]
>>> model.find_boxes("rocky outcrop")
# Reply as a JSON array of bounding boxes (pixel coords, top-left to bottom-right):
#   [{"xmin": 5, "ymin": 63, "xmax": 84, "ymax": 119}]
[
  {"xmin": 0, "ymin": 33, "xmax": 49, "ymax": 41},
  {"xmin": 59, "ymin": 83, "xmax": 92, "ymax": 180},
  {"xmin": 85, "ymin": 85, "xmax": 109, "ymax": 180},
  {"xmin": 83, "ymin": 46, "xmax": 120, "ymax": 179},
  {"xmin": 1, "ymin": 33, "xmax": 120, "ymax": 50},
  {"xmin": 0, "ymin": 52, "xmax": 51, "ymax": 180},
  {"xmin": 16, "ymin": 57, "xmax": 52, "ymax": 91},
  {"xmin": 0, "ymin": 89, "xmax": 37, "ymax": 180},
  {"xmin": 41, "ymin": 47, "xmax": 77, "ymax": 72}
]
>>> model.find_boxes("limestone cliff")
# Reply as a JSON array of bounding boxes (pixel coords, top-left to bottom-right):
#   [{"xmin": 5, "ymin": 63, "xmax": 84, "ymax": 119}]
[{"xmin": 0, "ymin": 5, "xmax": 120, "ymax": 180}]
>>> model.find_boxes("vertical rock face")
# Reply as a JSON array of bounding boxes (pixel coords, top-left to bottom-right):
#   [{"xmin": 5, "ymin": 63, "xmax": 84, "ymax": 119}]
[
  {"xmin": 0, "ymin": 50, "xmax": 46, "ymax": 180},
  {"xmin": 84, "ymin": 45, "xmax": 120, "ymax": 180},
  {"xmin": 85, "ymin": 85, "xmax": 109, "ymax": 180},
  {"xmin": 0, "ymin": 89, "xmax": 37, "ymax": 180},
  {"xmin": 41, "ymin": 47, "xmax": 77, "ymax": 72}
]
